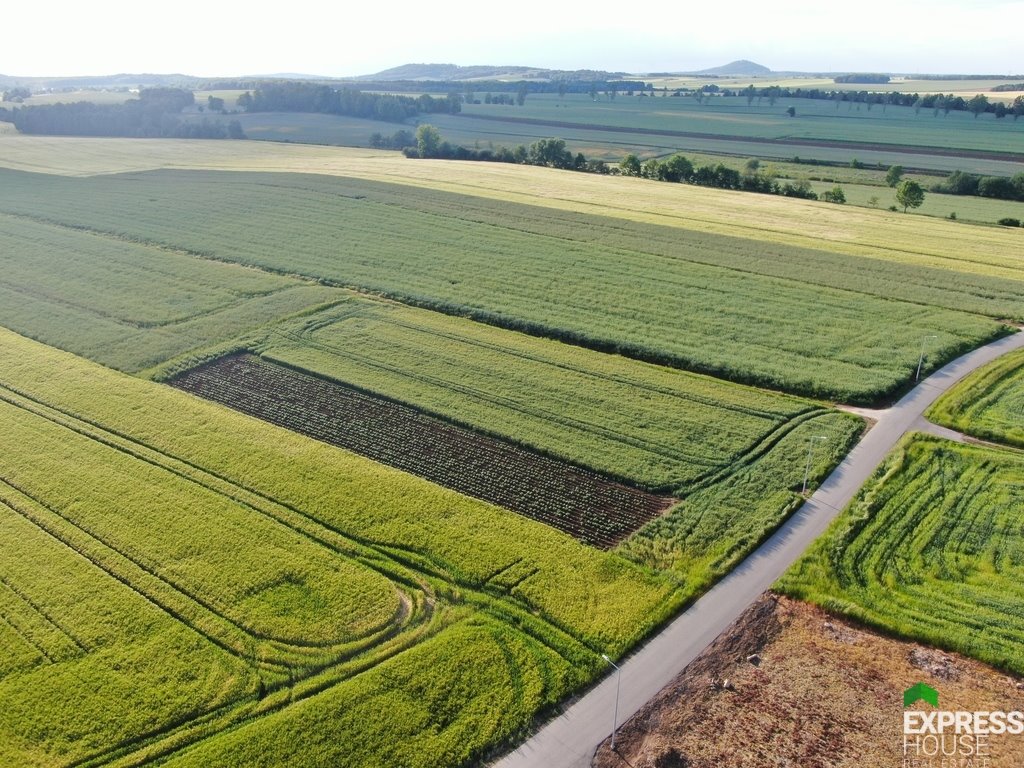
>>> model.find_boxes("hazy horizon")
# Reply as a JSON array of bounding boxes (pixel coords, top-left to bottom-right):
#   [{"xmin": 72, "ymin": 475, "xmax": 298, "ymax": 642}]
[{"xmin": 3, "ymin": 0, "xmax": 1021, "ymax": 79}]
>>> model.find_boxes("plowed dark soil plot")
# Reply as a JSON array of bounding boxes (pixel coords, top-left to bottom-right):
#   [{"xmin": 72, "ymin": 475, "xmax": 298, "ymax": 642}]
[{"xmin": 171, "ymin": 355, "xmax": 674, "ymax": 547}]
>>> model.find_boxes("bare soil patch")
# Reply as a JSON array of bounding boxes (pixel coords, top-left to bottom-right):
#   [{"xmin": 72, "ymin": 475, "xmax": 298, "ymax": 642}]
[{"xmin": 593, "ymin": 594, "xmax": 1024, "ymax": 768}]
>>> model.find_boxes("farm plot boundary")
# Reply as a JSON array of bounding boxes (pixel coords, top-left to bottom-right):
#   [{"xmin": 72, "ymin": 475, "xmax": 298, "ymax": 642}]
[{"xmin": 171, "ymin": 354, "xmax": 675, "ymax": 548}]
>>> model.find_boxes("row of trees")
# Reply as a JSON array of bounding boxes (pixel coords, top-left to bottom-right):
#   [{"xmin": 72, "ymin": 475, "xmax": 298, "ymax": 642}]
[
  {"xmin": 619, "ymin": 153, "xmax": 826, "ymax": 199},
  {"xmin": 403, "ymin": 126, "xmax": 942, "ymax": 214},
  {"xmin": 406, "ymin": 126, "xmax": 851, "ymax": 204},
  {"xmin": 2, "ymin": 88, "xmax": 245, "ymax": 139},
  {"xmin": 237, "ymin": 82, "xmax": 462, "ymax": 122},
  {"xmin": 2, "ymin": 87, "xmax": 31, "ymax": 102},
  {"xmin": 682, "ymin": 84, "xmax": 1024, "ymax": 120},
  {"xmin": 932, "ymin": 170, "xmax": 1024, "ymax": 201},
  {"xmin": 405, "ymin": 126, "xmax": 611, "ymax": 173}
]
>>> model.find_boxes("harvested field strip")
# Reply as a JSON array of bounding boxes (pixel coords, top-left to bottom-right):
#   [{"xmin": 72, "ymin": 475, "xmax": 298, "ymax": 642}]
[{"xmin": 172, "ymin": 354, "xmax": 676, "ymax": 548}]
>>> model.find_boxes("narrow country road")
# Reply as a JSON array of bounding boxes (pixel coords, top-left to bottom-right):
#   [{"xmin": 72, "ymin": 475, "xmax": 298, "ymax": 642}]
[{"xmin": 494, "ymin": 330, "xmax": 1024, "ymax": 768}]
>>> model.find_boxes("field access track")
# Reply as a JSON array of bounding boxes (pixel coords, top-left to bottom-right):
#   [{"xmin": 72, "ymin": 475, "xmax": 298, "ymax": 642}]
[{"xmin": 172, "ymin": 355, "xmax": 674, "ymax": 548}]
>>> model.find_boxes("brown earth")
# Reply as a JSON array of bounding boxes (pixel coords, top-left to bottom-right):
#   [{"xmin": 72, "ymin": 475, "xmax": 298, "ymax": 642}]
[{"xmin": 593, "ymin": 594, "xmax": 1024, "ymax": 768}]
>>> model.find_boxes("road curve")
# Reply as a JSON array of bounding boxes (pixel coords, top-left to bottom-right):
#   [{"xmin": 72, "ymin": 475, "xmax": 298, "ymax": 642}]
[{"xmin": 493, "ymin": 329, "xmax": 1024, "ymax": 768}]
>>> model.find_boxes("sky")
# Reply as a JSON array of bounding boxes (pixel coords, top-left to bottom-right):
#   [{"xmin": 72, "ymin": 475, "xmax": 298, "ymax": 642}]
[{"xmin": 3, "ymin": 0, "xmax": 1021, "ymax": 77}]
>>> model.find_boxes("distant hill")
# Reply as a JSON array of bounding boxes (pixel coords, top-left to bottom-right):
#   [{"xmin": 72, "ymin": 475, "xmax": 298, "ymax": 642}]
[
  {"xmin": 0, "ymin": 73, "xmax": 200, "ymax": 89},
  {"xmin": 357, "ymin": 63, "xmax": 626, "ymax": 82},
  {"xmin": 693, "ymin": 60, "xmax": 772, "ymax": 76}
]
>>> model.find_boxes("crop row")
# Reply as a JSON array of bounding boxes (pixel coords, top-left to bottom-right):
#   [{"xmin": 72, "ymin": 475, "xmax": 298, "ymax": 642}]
[
  {"xmin": 0, "ymin": 494, "xmax": 257, "ymax": 768},
  {"xmin": 173, "ymin": 354, "xmax": 675, "ymax": 548},
  {"xmin": 0, "ymin": 388, "xmax": 400, "ymax": 649}
]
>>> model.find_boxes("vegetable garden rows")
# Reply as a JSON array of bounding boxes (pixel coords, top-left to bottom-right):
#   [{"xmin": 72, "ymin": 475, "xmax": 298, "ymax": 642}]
[{"xmin": 172, "ymin": 354, "xmax": 674, "ymax": 547}]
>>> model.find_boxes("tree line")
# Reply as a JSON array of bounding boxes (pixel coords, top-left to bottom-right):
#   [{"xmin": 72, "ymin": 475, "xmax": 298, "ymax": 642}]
[
  {"xmin": 932, "ymin": 170, "xmax": 1024, "ymax": 201},
  {"xmin": 833, "ymin": 74, "xmax": 891, "ymax": 84},
  {"xmin": 235, "ymin": 82, "xmax": 462, "ymax": 123},
  {"xmin": 678, "ymin": 84, "xmax": 1024, "ymax": 119},
  {"xmin": 1, "ymin": 88, "xmax": 245, "ymax": 139},
  {"xmin": 405, "ymin": 125, "xmax": 842, "ymax": 203}
]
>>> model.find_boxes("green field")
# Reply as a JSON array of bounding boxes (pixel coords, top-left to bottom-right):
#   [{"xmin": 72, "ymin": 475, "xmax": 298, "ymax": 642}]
[
  {"xmin": 461, "ymin": 94, "xmax": 1024, "ymax": 156},
  {"xmin": 644, "ymin": 76, "xmax": 1024, "ymax": 101},
  {"xmin": 928, "ymin": 348, "xmax": 1024, "ymax": 448},
  {"xmin": 778, "ymin": 434, "xmax": 1024, "ymax": 673},
  {"xmin": 1, "ymin": 136, "xmax": 1020, "ymax": 271},
  {"xmin": 401, "ymin": 92, "xmax": 1024, "ymax": 174},
  {"xmin": 262, "ymin": 297, "xmax": 827, "ymax": 492},
  {"xmin": 0, "ymin": 327, "xmax": 679, "ymax": 766},
  {"xmin": 258, "ymin": 295, "xmax": 863, "ymax": 577},
  {"xmin": 807, "ymin": 180, "xmax": 1024, "ymax": 224},
  {"xmin": 0, "ymin": 167, "xmax": 1013, "ymax": 403},
  {"xmin": 1, "ymin": 115, "xmax": 1020, "ymax": 765},
  {"xmin": 0, "ymin": 211, "xmax": 341, "ymax": 372}
]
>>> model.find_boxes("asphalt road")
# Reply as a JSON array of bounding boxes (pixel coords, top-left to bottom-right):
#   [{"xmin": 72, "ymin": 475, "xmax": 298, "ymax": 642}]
[{"xmin": 494, "ymin": 330, "xmax": 1024, "ymax": 768}]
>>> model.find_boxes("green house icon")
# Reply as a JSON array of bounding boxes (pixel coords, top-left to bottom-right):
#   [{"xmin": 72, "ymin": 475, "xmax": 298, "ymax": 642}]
[{"xmin": 904, "ymin": 683, "xmax": 939, "ymax": 708}]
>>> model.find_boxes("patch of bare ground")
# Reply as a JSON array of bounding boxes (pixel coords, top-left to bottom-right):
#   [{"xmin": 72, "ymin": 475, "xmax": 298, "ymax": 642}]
[{"xmin": 593, "ymin": 594, "xmax": 1024, "ymax": 768}]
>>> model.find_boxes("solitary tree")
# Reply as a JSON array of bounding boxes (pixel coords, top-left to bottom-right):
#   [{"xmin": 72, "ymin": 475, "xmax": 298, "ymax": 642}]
[
  {"xmin": 786, "ymin": 106, "xmax": 796, "ymax": 117},
  {"xmin": 416, "ymin": 124, "xmax": 442, "ymax": 158},
  {"xmin": 895, "ymin": 179, "xmax": 926, "ymax": 212},
  {"xmin": 516, "ymin": 84, "xmax": 528, "ymax": 106},
  {"xmin": 885, "ymin": 165, "xmax": 904, "ymax": 187}
]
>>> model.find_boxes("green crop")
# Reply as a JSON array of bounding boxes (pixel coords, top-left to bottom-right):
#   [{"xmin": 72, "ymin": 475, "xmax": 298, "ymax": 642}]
[
  {"xmin": 262, "ymin": 297, "xmax": 820, "ymax": 492},
  {"xmin": 0, "ymin": 328, "xmax": 679, "ymax": 765},
  {"xmin": 0, "ymin": 169, "xmax": 1008, "ymax": 402},
  {"xmin": 779, "ymin": 434, "xmax": 1024, "ymax": 673},
  {"xmin": 928, "ymin": 348, "xmax": 1024, "ymax": 448}
]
